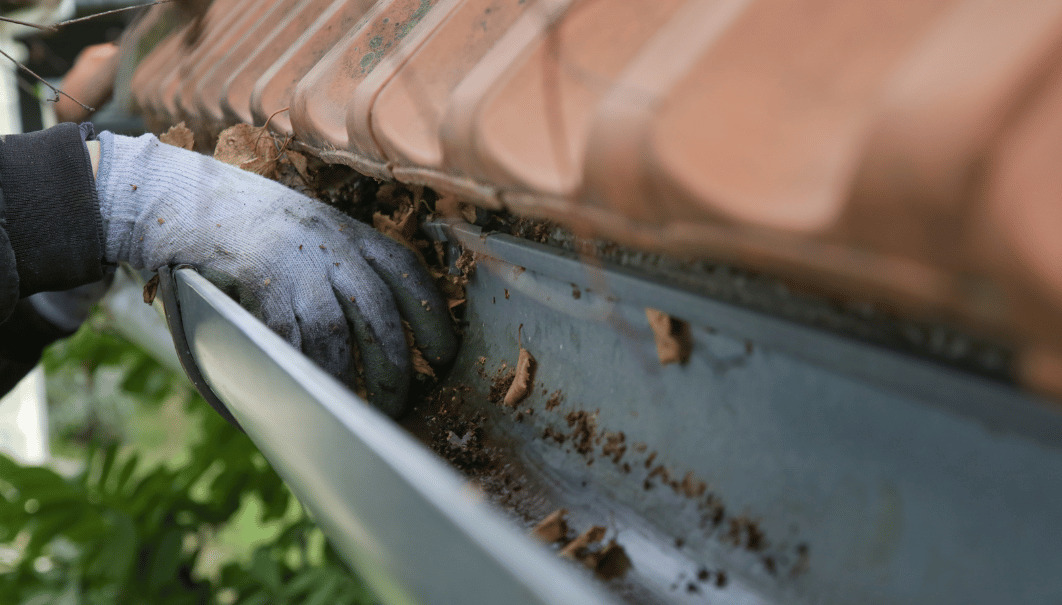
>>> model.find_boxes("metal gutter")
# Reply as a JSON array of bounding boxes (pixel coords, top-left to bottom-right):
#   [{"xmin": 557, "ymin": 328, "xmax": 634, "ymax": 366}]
[
  {"xmin": 126, "ymin": 222, "xmax": 1062, "ymax": 604},
  {"xmin": 415, "ymin": 220, "xmax": 1062, "ymax": 604},
  {"xmin": 167, "ymin": 267, "xmax": 617, "ymax": 605}
]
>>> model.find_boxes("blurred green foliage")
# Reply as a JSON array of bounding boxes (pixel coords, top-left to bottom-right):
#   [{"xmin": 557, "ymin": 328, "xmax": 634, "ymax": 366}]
[{"xmin": 0, "ymin": 315, "xmax": 373, "ymax": 604}]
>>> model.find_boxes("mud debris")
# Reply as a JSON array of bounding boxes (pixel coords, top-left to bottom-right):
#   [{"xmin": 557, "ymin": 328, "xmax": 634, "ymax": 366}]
[
  {"xmin": 545, "ymin": 390, "xmax": 564, "ymax": 411},
  {"xmin": 645, "ymin": 308, "xmax": 692, "ymax": 365},
  {"xmin": 704, "ymin": 495, "xmax": 726, "ymax": 528},
  {"xmin": 560, "ymin": 526, "xmax": 606, "ymax": 560},
  {"xmin": 542, "ymin": 426, "xmax": 567, "ymax": 444},
  {"xmin": 509, "ymin": 216, "xmax": 554, "ymax": 243},
  {"xmin": 565, "ymin": 411, "xmax": 598, "ymax": 455},
  {"xmin": 602, "ymin": 432, "xmax": 627, "ymax": 464},
  {"xmin": 435, "ymin": 250, "xmax": 475, "ymax": 318},
  {"xmin": 455, "ymin": 249, "xmax": 476, "ymax": 277},
  {"xmin": 488, "ymin": 368, "xmax": 516, "ymax": 404},
  {"xmin": 530, "ymin": 510, "xmax": 632, "ymax": 581},
  {"xmin": 422, "ymin": 386, "xmax": 492, "ymax": 473},
  {"xmin": 589, "ymin": 540, "xmax": 632, "ymax": 581},
  {"xmin": 790, "ymin": 543, "xmax": 810, "ymax": 577},
  {"xmin": 726, "ymin": 516, "xmax": 767, "ymax": 552},
  {"xmin": 556, "ymin": 526, "xmax": 632, "ymax": 581},
  {"xmin": 680, "ymin": 472, "xmax": 707, "ymax": 498}
]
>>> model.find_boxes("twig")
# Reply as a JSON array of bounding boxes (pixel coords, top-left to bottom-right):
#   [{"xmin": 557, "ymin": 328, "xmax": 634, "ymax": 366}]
[
  {"xmin": 254, "ymin": 106, "xmax": 290, "ymax": 151},
  {"xmin": 261, "ymin": 106, "xmax": 289, "ymax": 133},
  {"xmin": 0, "ymin": 16, "xmax": 56, "ymax": 32},
  {"xmin": 51, "ymin": 0, "xmax": 174, "ymax": 29},
  {"xmin": 0, "ymin": 47, "xmax": 94, "ymax": 112}
]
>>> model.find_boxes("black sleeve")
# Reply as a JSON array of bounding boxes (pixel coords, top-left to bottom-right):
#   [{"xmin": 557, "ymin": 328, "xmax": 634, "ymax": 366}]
[
  {"xmin": 0, "ymin": 122, "xmax": 105, "ymax": 309},
  {"xmin": 0, "ymin": 298, "xmax": 78, "ymax": 395},
  {"xmin": 0, "ymin": 123, "xmax": 107, "ymax": 391}
]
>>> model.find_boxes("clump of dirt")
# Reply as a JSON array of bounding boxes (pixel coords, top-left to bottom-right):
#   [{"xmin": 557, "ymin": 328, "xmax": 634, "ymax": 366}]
[
  {"xmin": 488, "ymin": 367, "xmax": 516, "ymax": 404},
  {"xmin": 791, "ymin": 543, "xmax": 810, "ymax": 577},
  {"xmin": 565, "ymin": 411, "xmax": 598, "ymax": 455},
  {"xmin": 509, "ymin": 216, "xmax": 555, "ymax": 243},
  {"xmin": 545, "ymin": 390, "xmax": 564, "ymax": 411},
  {"xmin": 547, "ymin": 521, "xmax": 632, "ymax": 581},
  {"xmin": 542, "ymin": 426, "xmax": 566, "ymax": 444},
  {"xmin": 422, "ymin": 385, "xmax": 493, "ymax": 473},
  {"xmin": 703, "ymin": 494, "xmax": 726, "ymax": 528},
  {"xmin": 530, "ymin": 511, "xmax": 634, "ymax": 581},
  {"xmin": 590, "ymin": 540, "xmax": 632, "ymax": 581},
  {"xmin": 523, "ymin": 390, "xmax": 808, "ymax": 578},
  {"xmin": 725, "ymin": 516, "xmax": 767, "ymax": 552},
  {"xmin": 680, "ymin": 472, "xmax": 707, "ymax": 498},
  {"xmin": 602, "ymin": 432, "xmax": 626, "ymax": 464}
]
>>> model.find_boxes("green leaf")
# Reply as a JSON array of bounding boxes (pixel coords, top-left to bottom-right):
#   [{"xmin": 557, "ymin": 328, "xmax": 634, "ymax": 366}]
[
  {"xmin": 147, "ymin": 528, "xmax": 183, "ymax": 591},
  {"xmin": 95, "ymin": 442, "xmax": 120, "ymax": 491},
  {"xmin": 87, "ymin": 512, "xmax": 135, "ymax": 583},
  {"xmin": 304, "ymin": 575, "xmax": 341, "ymax": 605},
  {"xmin": 249, "ymin": 548, "xmax": 282, "ymax": 594},
  {"xmin": 112, "ymin": 453, "xmax": 140, "ymax": 496},
  {"xmin": 25, "ymin": 511, "xmax": 76, "ymax": 555}
]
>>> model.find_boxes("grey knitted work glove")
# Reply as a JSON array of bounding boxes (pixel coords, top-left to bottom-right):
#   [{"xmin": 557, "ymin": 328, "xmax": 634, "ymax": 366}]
[{"xmin": 94, "ymin": 132, "xmax": 456, "ymax": 416}]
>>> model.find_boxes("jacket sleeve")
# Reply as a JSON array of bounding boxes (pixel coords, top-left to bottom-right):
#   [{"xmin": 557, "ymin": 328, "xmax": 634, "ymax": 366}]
[{"xmin": 0, "ymin": 123, "xmax": 107, "ymax": 392}]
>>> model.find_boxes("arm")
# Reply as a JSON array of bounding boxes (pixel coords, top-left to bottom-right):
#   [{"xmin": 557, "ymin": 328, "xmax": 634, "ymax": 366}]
[{"xmin": 0, "ymin": 126, "xmax": 455, "ymax": 415}]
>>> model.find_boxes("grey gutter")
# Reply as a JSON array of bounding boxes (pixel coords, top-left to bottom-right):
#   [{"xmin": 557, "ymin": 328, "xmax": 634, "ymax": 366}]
[{"xmin": 169, "ymin": 267, "xmax": 616, "ymax": 605}]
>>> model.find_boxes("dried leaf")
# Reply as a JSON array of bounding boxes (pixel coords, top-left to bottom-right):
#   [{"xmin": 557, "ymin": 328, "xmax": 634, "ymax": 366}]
[
  {"xmin": 532, "ymin": 509, "xmax": 569, "ymax": 543},
  {"xmin": 459, "ymin": 203, "xmax": 477, "ymax": 223},
  {"xmin": 403, "ymin": 320, "xmax": 435, "ymax": 379},
  {"xmin": 646, "ymin": 308, "xmax": 691, "ymax": 365},
  {"xmin": 504, "ymin": 346, "xmax": 536, "ymax": 407},
  {"xmin": 455, "ymin": 250, "xmax": 476, "ymax": 279},
  {"xmin": 287, "ymin": 150, "xmax": 310, "ymax": 181},
  {"xmin": 434, "ymin": 193, "xmax": 459, "ymax": 217},
  {"xmin": 559, "ymin": 526, "xmax": 606, "ymax": 560},
  {"xmin": 373, "ymin": 205, "xmax": 427, "ymax": 267},
  {"xmin": 142, "ymin": 273, "xmax": 159, "ymax": 304},
  {"xmin": 159, "ymin": 122, "xmax": 193, "ymax": 150},
  {"xmin": 373, "ymin": 205, "xmax": 417, "ymax": 242},
  {"xmin": 214, "ymin": 123, "xmax": 281, "ymax": 179},
  {"xmin": 588, "ymin": 540, "xmax": 632, "ymax": 580}
]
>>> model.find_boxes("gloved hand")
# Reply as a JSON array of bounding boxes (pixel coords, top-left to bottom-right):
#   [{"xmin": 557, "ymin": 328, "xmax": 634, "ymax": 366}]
[{"xmin": 93, "ymin": 132, "xmax": 457, "ymax": 416}]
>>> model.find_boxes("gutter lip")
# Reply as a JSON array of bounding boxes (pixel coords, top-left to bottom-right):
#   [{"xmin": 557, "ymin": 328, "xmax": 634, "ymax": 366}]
[
  {"xmin": 424, "ymin": 219, "xmax": 1062, "ymax": 449},
  {"xmin": 170, "ymin": 266, "xmax": 616, "ymax": 605}
]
